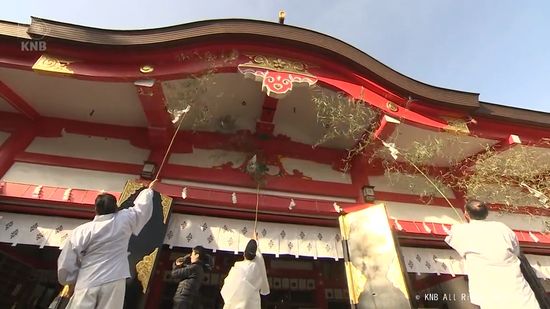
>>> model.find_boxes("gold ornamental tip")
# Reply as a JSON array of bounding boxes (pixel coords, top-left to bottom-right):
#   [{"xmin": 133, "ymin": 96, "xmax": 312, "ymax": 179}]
[
  {"xmin": 278, "ymin": 10, "xmax": 286, "ymax": 24},
  {"xmin": 60, "ymin": 285, "xmax": 71, "ymax": 297}
]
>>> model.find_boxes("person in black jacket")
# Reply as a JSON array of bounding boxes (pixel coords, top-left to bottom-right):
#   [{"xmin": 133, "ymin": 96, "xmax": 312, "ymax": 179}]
[{"xmin": 171, "ymin": 246, "xmax": 209, "ymax": 309}]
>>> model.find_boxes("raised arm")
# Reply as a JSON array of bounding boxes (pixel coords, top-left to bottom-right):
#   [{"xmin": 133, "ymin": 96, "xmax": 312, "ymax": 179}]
[
  {"xmin": 253, "ymin": 232, "xmax": 270, "ymax": 295},
  {"xmin": 445, "ymin": 224, "xmax": 468, "ymax": 257},
  {"xmin": 120, "ymin": 180, "xmax": 157, "ymax": 235}
]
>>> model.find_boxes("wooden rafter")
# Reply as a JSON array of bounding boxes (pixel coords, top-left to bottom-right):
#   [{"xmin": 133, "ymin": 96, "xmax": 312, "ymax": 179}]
[{"xmin": 0, "ymin": 80, "xmax": 40, "ymax": 120}]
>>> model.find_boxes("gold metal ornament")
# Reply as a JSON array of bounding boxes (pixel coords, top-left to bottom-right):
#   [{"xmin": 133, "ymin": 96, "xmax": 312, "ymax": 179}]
[
  {"xmin": 140, "ymin": 65, "xmax": 154, "ymax": 74},
  {"xmin": 442, "ymin": 117, "xmax": 470, "ymax": 135},
  {"xmin": 32, "ymin": 54, "xmax": 74, "ymax": 75},
  {"xmin": 386, "ymin": 101, "xmax": 399, "ymax": 112},
  {"xmin": 160, "ymin": 194, "xmax": 173, "ymax": 224},
  {"xmin": 239, "ymin": 54, "xmax": 312, "ymax": 75},
  {"xmin": 117, "ymin": 180, "xmax": 146, "ymax": 207},
  {"xmin": 136, "ymin": 248, "xmax": 158, "ymax": 293}
]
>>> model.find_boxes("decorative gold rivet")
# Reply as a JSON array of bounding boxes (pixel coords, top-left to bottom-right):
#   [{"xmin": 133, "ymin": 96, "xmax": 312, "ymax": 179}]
[
  {"xmin": 140, "ymin": 65, "xmax": 154, "ymax": 74},
  {"xmin": 386, "ymin": 101, "xmax": 399, "ymax": 112}
]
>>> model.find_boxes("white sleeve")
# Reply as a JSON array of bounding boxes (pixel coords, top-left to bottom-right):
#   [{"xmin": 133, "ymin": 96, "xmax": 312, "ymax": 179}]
[
  {"xmin": 445, "ymin": 225, "xmax": 467, "ymax": 257},
  {"xmin": 509, "ymin": 228, "xmax": 520, "ymax": 256},
  {"xmin": 57, "ymin": 238, "xmax": 79, "ymax": 285},
  {"xmin": 119, "ymin": 188, "xmax": 154, "ymax": 235},
  {"xmin": 256, "ymin": 252, "xmax": 270, "ymax": 295}
]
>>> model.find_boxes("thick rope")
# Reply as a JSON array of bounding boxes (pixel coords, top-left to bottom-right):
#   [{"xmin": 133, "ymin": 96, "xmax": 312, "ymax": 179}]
[{"xmin": 254, "ymin": 184, "xmax": 260, "ymax": 234}]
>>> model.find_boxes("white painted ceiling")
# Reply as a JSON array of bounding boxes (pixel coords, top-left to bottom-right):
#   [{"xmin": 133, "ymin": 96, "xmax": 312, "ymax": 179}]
[
  {"xmin": 380, "ymin": 123, "xmax": 499, "ymax": 167},
  {"xmin": 0, "ymin": 67, "xmax": 147, "ymax": 126}
]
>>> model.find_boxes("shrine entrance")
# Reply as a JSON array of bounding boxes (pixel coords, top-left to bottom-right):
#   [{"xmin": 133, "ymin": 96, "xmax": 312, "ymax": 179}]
[
  {"xmin": 0, "ymin": 244, "xmax": 59, "ymax": 309},
  {"xmin": 153, "ymin": 246, "xmax": 349, "ymax": 309}
]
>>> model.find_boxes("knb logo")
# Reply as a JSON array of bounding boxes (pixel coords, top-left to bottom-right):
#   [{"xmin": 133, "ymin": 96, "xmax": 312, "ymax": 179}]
[{"xmin": 21, "ymin": 40, "xmax": 47, "ymax": 51}]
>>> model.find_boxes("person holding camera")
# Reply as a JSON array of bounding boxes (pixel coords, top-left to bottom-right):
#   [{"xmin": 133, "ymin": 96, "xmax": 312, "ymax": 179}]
[{"xmin": 171, "ymin": 245, "xmax": 210, "ymax": 308}]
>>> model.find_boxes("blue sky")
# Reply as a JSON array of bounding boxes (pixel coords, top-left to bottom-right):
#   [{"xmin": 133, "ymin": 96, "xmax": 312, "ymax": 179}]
[{"xmin": 3, "ymin": 0, "xmax": 549, "ymax": 113}]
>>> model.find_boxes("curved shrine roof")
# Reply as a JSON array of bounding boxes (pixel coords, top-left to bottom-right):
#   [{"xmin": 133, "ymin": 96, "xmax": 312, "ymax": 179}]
[{"xmin": 0, "ymin": 17, "xmax": 548, "ymax": 127}]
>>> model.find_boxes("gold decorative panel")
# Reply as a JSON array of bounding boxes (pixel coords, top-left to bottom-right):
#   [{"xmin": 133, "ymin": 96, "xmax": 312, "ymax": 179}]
[
  {"xmin": 239, "ymin": 54, "xmax": 313, "ymax": 75},
  {"xmin": 136, "ymin": 248, "xmax": 158, "ymax": 294},
  {"xmin": 442, "ymin": 117, "xmax": 470, "ymax": 135},
  {"xmin": 118, "ymin": 180, "xmax": 145, "ymax": 207},
  {"xmin": 386, "ymin": 101, "xmax": 399, "ymax": 112},
  {"xmin": 160, "ymin": 194, "xmax": 172, "ymax": 224},
  {"xmin": 32, "ymin": 54, "xmax": 74, "ymax": 75},
  {"xmin": 238, "ymin": 54, "xmax": 318, "ymax": 98}
]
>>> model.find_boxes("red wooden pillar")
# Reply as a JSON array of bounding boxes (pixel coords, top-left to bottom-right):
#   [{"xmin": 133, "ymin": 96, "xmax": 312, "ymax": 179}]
[
  {"xmin": 0, "ymin": 125, "xmax": 36, "ymax": 179},
  {"xmin": 314, "ymin": 262, "xmax": 328, "ymax": 309}
]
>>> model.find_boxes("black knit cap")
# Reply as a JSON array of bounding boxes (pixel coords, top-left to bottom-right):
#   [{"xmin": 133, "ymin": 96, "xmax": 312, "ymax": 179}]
[{"xmin": 244, "ymin": 239, "xmax": 257, "ymax": 260}]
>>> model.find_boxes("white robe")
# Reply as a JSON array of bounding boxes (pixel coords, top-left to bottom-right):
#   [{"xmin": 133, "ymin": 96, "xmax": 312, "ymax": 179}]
[
  {"xmin": 221, "ymin": 251, "xmax": 270, "ymax": 309},
  {"xmin": 445, "ymin": 219, "xmax": 540, "ymax": 309},
  {"xmin": 57, "ymin": 188, "xmax": 154, "ymax": 290}
]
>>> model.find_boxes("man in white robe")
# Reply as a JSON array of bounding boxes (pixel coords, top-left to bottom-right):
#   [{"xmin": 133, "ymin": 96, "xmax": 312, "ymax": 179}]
[
  {"xmin": 221, "ymin": 235, "xmax": 270, "ymax": 309},
  {"xmin": 445, "ymin": 200, "xmax": 540, "ymax": 309},
  {"xmin": 57, "ymin": 180, "xmax": 157, "ymax": 309}
]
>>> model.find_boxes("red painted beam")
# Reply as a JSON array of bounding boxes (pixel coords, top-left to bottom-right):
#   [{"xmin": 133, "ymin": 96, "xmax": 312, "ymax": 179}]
[
  {"xmin": 16, "ymin": 152, "xmax": 143, "ymax": 175},
  {"xmin": 156, "ymin": 179, "xmax": 348, "ymax": 217},
  {"xmin": 0, "ymin": 112, "xmax": 146, "ymax": 142},
  {"xmin": 346, "ymin": 114, "xmax": 401, "ymax": 171},
  {"xmin": 0, "ymin": 80, "xmax": 40, "ymax": 120},
  {"xmin": 374, "ymin": 191, "xmax": 464, "ymax": 209},
  {"xmin": 175, "ymin": 130, "xmax": 345, "ymax": 166},
  {"xmin": 161, "ymin": 163, "xmax": 357, "ymax": 198},
  {"xmin": 172, "ymin": 204, "xmax": 338, "ymax": 227},
  {"xmin": 135, "ymin": 81, "xmax": 173, "ymax": 148},
  {"xmin": 0, "ymin": 112, "xmax": 31, "ymax": 132},
  {"xmin": 373, "ymin": 115, "xmax": 401, "ymax": 141},
  {"xmin": 468, "ymin": 117, "xmax": 548, "ymax": 147},
  {"xmin": 403, "ymin": 101, "xmax": 549, "ymax": 147},
  {"xmin": 0, "ymin": 125, "xmax": 36, "ymax": 178},
  {"xmin": 0, "ymin": 203, "xmax": 95, "ymax": 220},
  {"xmin": 0, "ymin": 182, "xmax": 118, "ymax": 206},
  {"xmin": 317, "ymin": 76, "xmax": 449, "ymax": 131},
  {"xmin": 37, "ymin": 116, "xmax": 147, "ymax": 143},
  {"xmin": 256, "ymin": 95, "xmax": 279, "ymax": 136},
  {"xmin": 0, "ymin": 180, "xmax": 348, "ymax": 223},
  {"xmin": 347, "ymin": 115, "xmax": 402, "ymax": 198}
]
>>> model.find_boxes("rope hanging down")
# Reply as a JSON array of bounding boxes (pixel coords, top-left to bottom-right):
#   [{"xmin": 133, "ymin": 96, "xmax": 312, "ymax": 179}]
[
  {"xmin": 254, "ymin": 184, "xmax": 260, "ymax": 234},
  {"xmin": 377, "ymin": 135, "xmax": 464, "ymax": 223}
]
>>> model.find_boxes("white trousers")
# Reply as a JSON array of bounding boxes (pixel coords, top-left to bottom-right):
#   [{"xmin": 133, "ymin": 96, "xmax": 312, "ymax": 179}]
[{"xmin": 66, "ymin": 279, "xmax": 126, "ymax": 309}]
